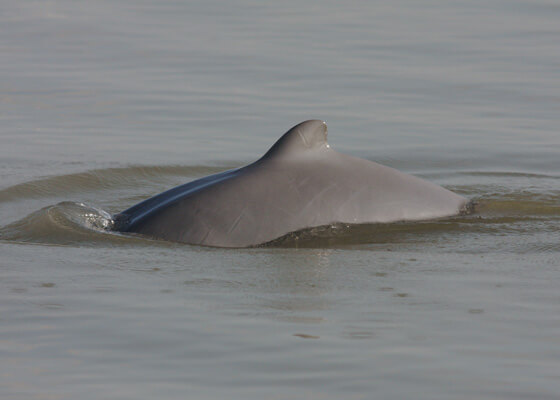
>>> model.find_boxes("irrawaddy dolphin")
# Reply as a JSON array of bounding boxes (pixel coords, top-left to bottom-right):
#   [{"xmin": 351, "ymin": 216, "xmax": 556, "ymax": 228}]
[{"xmin": 112, "ymin": 120, "xmax": 470, "ymax": 247}]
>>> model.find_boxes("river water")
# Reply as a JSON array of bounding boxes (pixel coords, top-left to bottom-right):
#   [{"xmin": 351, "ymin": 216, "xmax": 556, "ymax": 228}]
[{"xmin": 1, "ymin": 1, "xmax": 559, "ymax": 399}]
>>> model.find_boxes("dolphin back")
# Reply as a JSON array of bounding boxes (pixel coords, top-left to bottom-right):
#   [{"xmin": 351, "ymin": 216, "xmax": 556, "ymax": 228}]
[{"xmin": 114, "ymin": 120, "xmax": 469, "ymax": 247}]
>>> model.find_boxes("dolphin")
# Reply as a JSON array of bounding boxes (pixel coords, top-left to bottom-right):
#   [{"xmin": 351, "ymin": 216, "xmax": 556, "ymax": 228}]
[{"xmin": 113, "ymin": 120, "xmax": 470, "ymax": 247}]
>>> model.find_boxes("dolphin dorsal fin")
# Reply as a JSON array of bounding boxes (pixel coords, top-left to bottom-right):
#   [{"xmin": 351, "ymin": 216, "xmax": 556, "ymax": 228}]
[{"xmin": 262, "ymin": 120, "xmax": 328, "ymax": 160}]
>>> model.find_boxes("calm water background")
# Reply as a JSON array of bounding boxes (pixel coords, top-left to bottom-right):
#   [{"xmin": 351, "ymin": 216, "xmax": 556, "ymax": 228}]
[{"xmin": 1, "ymin": 1, "xmax": 559, "ymax": 399}]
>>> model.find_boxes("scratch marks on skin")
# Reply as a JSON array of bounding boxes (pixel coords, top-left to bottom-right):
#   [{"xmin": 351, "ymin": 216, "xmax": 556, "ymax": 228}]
[
  {"xmin": 194, "ymin": 212, "xmax": 214, "ymax": 244},
  {"xmin": 287, "ymin": 175, "xmax": 309, "ymax": 198},
  {"xmin": 297, "ymin": 130, "xmax": 309, "ymax": 147},
  {"xmin": 227, "ymin": 206, "xmax": 247, "ymax": 234},
  {"xmin": 200, "ymin": 227, "xmax": 214, "ymax": 244},
  {"xmin": 273, "ymin": 202, "xmax": 297, "ymax": 219},
  {"xmin": 337, "ymin": 187, "xmax": 366, "ymax": 210},
  {"xmin": 299, "ymin": 183, "xmax": 338, "ymax": 216},
  {"xmin": 296, "ymin": 176, "xmax": 311, "ymax": 189}
]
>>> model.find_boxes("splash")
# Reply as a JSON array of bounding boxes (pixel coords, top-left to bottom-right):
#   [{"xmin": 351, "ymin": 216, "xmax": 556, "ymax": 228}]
[{"xmin": 0, "ymin": 202, "xmax": 147, "ymax": 246}]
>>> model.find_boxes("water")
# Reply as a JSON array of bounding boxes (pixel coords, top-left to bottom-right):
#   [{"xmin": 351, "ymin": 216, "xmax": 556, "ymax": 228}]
[{"xmin": 1, "ymin": 0, "xmax": 559, "ymax": 399}]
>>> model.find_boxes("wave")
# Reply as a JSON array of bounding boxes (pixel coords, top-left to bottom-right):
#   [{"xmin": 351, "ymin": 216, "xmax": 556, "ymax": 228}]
[
  {"xmin": 0, "ymin": 165, "xmax": 557, "ymax": 248},
  {"xmin": 0, "ymin": 164, "xmax": 235, "ymax": 203},
  {"xmin": 0, "ymin": 197, "xmax": 557, "ymax": 248},
  {"xmin": 457, "ymin": 171, "xmax": 560, "ymax": 179},
  {"xmin": 0, "ymin": 202, "xmax": 157, "ymax": 246}
]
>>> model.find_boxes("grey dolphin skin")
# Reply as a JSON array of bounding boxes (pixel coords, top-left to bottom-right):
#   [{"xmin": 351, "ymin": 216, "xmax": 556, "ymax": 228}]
[{"xmin": 113, "ymin": 120, "xmax": 469, "ymax": 247}]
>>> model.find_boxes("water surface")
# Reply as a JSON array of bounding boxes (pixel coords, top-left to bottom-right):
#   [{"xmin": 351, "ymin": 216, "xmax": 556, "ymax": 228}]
[{"xmin": 1, "ymin": 1, "xmax": 559, "ymax": 399}]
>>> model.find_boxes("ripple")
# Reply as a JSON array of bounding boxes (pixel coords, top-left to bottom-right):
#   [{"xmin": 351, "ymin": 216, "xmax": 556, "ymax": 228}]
[
  {"xmin": 0, "ymin": 164, "xmax": 234, "ymax": 203},
  {"xmin": 0, "ymin": 165, "xmax": 557, "ymax": 249},
  {"xmin": 0, "ymin": 201, "xmax": 153, "ymax": 246}
]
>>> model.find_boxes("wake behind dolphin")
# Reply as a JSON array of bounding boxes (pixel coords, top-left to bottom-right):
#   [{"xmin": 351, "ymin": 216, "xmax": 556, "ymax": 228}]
[{"xmin": 113, "ymin": 120, "xmax": 470, "ymax": 247}]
